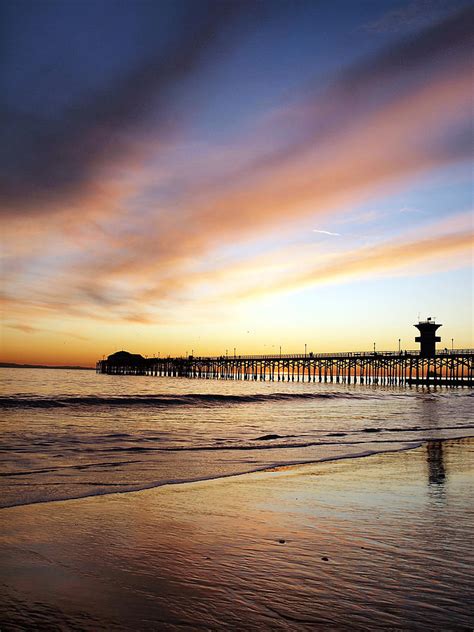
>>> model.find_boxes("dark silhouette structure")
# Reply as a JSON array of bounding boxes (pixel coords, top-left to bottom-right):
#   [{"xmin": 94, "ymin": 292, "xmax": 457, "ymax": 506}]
[
  {"xmin": 107, "ymin": 351, "xmax": 145, "ymax": 366},
  {"xmin": 97, "ymin": 347, "xmax": 473, "ymax": 387},
  {"xmin": 415, "ymin": 318, "xmax": 441, "ymax": 358}
]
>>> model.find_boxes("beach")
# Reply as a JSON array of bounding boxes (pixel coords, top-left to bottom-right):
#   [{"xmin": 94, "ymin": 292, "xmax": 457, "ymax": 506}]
[
  {"xmin": 3, "ymin": 1, "xmax": 474, "ymax": 628},
  {"xmin": 1, "ymin": 437, "xmax": 472, "ymax": 630}
]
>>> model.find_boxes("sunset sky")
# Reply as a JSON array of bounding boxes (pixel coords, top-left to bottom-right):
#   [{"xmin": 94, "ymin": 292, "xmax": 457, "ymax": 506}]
[{"xmin": 1, "ymin": 0, "xmax": 473, "ymax": 366}]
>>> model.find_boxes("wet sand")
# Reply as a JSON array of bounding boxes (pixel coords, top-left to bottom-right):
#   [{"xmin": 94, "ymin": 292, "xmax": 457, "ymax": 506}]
[{"xmin": 1, "ymin": 438, "xmax": 473, "ymax": 630}]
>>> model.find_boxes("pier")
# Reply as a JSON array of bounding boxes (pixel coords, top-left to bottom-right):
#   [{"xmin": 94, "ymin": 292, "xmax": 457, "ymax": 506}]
[
  {"xmin": 97, "ymin": 349, "xmax": 473, "ymax": 386},
  {"xmin": 97, "ymin": 320, "xmax": 473, "ymax": 387}
]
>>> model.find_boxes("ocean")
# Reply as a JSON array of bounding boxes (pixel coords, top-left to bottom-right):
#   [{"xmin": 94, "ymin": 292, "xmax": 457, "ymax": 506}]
[{"xmin": 1, "ymin": 367, "xmax": 472, "ymax": 509}]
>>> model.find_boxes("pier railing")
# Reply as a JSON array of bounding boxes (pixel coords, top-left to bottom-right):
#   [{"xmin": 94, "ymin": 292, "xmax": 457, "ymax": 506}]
[
  {"xmin": 97, "ymin": 349, "xmax": 474, "ymax": 387},
  {"xmin": 147, "ymin": 349, "xmax": 472, "ymax": 361}
]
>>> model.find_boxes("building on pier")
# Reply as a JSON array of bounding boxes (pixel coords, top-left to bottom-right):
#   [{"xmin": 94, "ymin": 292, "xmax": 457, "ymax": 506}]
[
  {"xmin": 107, "ymin": 350, "xmax": 145, "ymax": 365},
  {"xmin": 414, "ymin": 318, "xmax": 442, "ymax": 358}
]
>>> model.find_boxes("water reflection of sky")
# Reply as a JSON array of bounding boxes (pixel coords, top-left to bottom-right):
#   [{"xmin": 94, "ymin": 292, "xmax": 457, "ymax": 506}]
[{"xmin": 1, "ymin": 438, "xmax": 472, "ymax": 630}]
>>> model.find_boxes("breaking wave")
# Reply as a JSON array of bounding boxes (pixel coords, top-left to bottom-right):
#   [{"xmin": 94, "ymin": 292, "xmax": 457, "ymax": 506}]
[{"xmin": 0, "ymin": 391, "xmax": 378, "ymax": 409}]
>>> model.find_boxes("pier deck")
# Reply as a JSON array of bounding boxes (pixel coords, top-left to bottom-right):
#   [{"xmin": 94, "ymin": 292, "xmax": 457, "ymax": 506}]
[{"xmin": 97, "ymin": 349, "xmax": 474, "ymax": 387}]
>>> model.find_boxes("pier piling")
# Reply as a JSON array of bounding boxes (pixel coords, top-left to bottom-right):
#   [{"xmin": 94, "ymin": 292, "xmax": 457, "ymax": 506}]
[{"xmin": 97, "ymin": 350, "xmax": 473, "ymax": 387}]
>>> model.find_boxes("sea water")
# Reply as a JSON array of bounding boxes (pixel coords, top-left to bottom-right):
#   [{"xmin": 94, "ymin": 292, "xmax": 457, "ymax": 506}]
[{"xmin": 1, "ymin": 368, "xmax": 472, "ymax": 509}]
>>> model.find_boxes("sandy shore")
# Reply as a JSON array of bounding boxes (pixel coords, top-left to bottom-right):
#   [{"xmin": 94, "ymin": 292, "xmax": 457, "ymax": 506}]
[{"xmin": 1, "ymin": 438, "xmax": 473, "ymax": 630}]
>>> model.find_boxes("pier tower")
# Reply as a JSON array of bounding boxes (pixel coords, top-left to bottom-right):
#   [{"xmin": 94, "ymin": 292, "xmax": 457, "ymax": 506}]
[{"xmin": 414, "ymin": 318, "xmax": 442, "ymax": 357}]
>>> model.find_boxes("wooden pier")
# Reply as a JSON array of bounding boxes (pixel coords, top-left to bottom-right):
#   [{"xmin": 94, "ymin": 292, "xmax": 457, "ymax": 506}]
[{"xmin": 97, "ymin": 349, "xmax": 474, "ymax": 387}]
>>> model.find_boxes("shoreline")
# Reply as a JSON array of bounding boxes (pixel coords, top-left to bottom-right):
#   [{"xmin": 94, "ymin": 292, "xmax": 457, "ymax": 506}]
[
  {"xmin": 1, "ymin": 437, "xmax": 472, "ymax": 630},
  {"xmin": 2, "ymin": 433, "xmax": 473, "ymax": 511},
  {"xmin": 0, "ymin": 439, "xmax": 428, "ymax": 511}
]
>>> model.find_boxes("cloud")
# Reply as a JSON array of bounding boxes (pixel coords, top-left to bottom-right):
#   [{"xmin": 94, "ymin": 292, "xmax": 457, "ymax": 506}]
[
  {"xmin": 224, "ymin": 223, "xmax": 474, "ymax": 302},
  {"xmin": 0, "ymin": 1, "xmax": 263, "ymax": 216},
  {"xmin": 5, "ymin": 323, "xmax": 39, "ymax": 334},
  {"xmin": 362, "ymin": 0, "xmax": 465, "ymax": 33},
  {"xmin": 292, "ymin": 230, "xmax": 473, "ymax": 291},
  {"xmin": 226, "ymin": 4, "xmax": 473, "ymax": 183},
  {"xmin": 2, "ymin": 5, "xmax": 473, "ymax": 328},
  {"xmin": 5, "ymin": 322, "xmax": 88, "ymax": 340},
  {"xmin": 352, "ymin": 3, "xmax": 472, "ymax": 82},
  {"xmin": 73, "ymin": 64, "xmax": 471, "ymax": 291},
  {"xmin": 313, "ymin": 230, "xmax": 341, "ymax": 236}
]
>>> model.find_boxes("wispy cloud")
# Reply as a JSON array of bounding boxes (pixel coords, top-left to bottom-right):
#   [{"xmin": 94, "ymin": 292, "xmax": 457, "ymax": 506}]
[
  {"xmin": 224, "ymin": 224, "xmax": 474, "ymax": 303},
  {"xmin": 363, "ymin": 0, "xmax": 466, "ymax": 33},
  {"xmin": 5, "ymin": 322, "xmax": 88, "ymax": 340},
  {"xmin": 313, "ymin": 230, "xmax": 341, "ymax": 236}
]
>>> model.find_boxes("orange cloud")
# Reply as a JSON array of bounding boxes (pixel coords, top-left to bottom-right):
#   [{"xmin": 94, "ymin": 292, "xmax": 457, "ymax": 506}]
[
  {"xmin": 65, "ymin": 66, "xmax": 472, "ymax": 303},
  {"xmin": 230, "ymin": 230, "xmax": 474, "ymax": 301},
  {"xmin": 2, "ymin": 8, "xmax": 472, "ymax": 333}
]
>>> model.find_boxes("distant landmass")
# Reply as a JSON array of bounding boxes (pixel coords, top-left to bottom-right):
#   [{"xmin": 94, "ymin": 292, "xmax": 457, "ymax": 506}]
[{"xmin": 0, "ymin": 362, "xmax": 94, "ymax": 370}]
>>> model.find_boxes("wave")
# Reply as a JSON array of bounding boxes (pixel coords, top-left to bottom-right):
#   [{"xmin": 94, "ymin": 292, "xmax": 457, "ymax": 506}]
[
  {"xmin": 3, "ymin": 432, "xmax": 472, "ymax": 468},
  {"xmin": 1, "ymin": 442, "xmax": 426, "ymax": 509},
  {"xmin": 85, "ymin": 433, "xmax": 474, "ymax": 454},
  {"xmin": 2, "ymin": 436, "xmax": 472, "ymax": 509},
  {"xmin": 0, "ymin": 391, "xmax": 376, "ymax": 409}
]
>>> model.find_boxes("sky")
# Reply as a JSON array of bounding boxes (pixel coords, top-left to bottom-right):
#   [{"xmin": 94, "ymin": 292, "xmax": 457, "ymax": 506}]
[{"xmin": 1, "ymin": 0, "xmax": 473, "ymax": 365}]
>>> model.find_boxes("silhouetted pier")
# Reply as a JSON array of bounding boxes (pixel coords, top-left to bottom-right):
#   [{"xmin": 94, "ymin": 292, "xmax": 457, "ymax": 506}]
[
  {"xmin": 97, "ymin": 349, "xmax": 473, "ymax": 386},
  {"xmin": 96, "ymin": 320, "xmax": 473, "ymax": 386}
]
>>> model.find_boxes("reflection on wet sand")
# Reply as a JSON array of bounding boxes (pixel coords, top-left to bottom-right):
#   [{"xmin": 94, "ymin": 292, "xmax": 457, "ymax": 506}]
[
  {"xmin": 0, "ymin": 438, "xmax": 472, "ymax": 630},
  {"xmin": 426, "ymin": 440, "xmax": 446, "ymax": 486}
]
